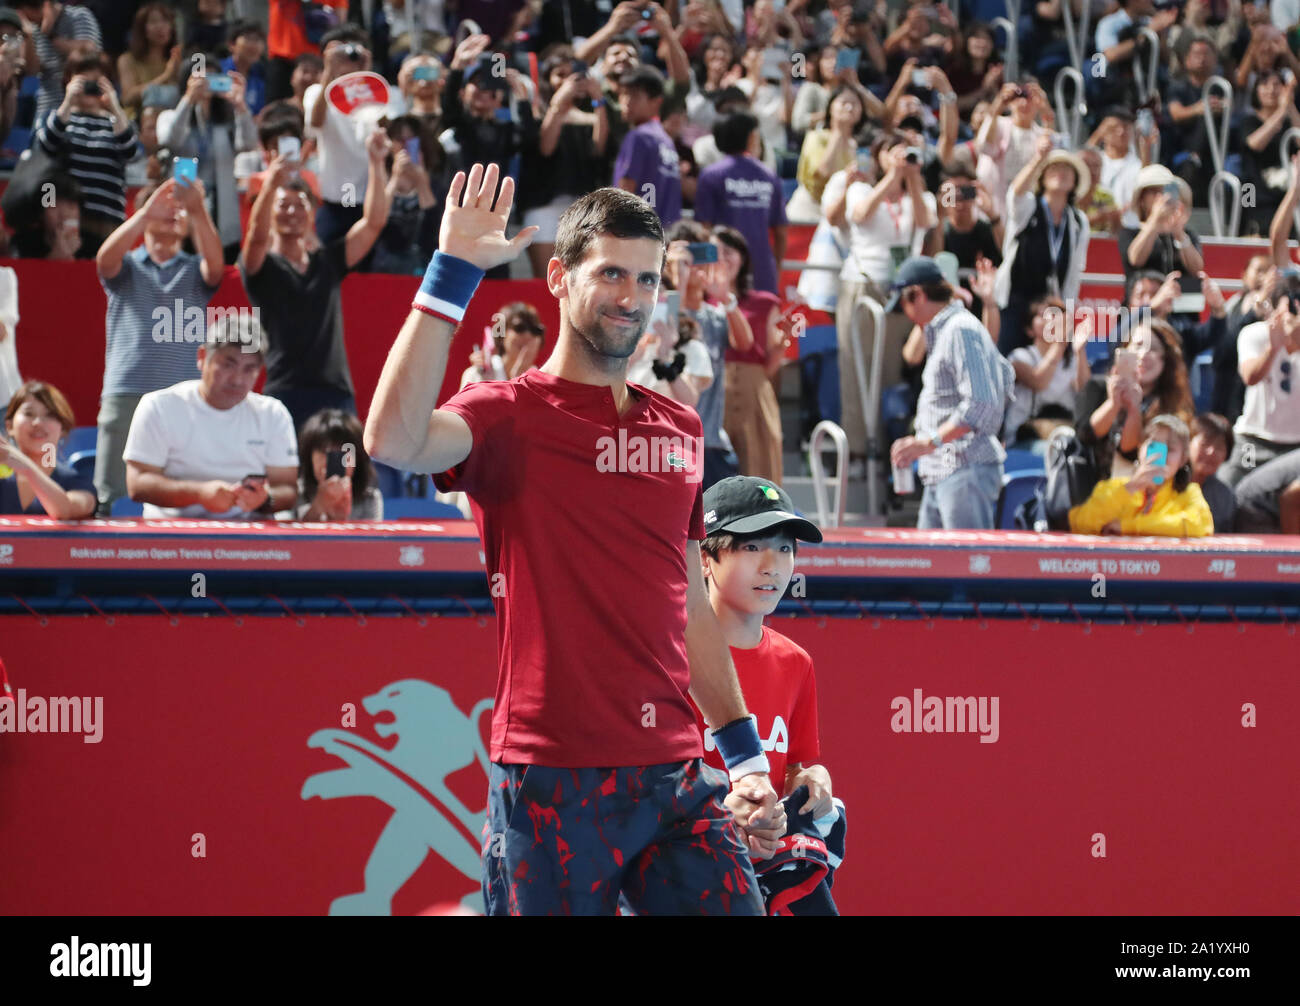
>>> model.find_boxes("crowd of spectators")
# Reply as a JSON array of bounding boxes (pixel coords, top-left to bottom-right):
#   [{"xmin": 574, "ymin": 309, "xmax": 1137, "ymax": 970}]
[{"xmin": 0, "ymin": 1, "xmax": 1299, "ymax": 537}]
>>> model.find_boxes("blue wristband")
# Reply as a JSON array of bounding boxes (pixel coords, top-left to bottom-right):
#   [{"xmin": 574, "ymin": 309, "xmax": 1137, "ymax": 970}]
[
  {"xmin": 413, "ymin": 251, "xmax": 485, "ymax": 323},
  {"xmin": 710, "ymin": 715, "xmax": 770, "ymax": 782}
]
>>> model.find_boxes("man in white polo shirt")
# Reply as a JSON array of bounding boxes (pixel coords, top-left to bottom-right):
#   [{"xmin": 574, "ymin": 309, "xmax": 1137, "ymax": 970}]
[
  {"xmin": 123, "ymin": 315, "xmax": 299, "ymax": 519},
  {"xmin": 1219, "ymin": 271, "xmax": 1300, "ymax": 487}
]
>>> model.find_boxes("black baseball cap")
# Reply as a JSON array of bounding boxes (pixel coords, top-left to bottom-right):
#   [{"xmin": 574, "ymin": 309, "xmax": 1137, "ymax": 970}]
[
  {"xmin": 0, "ymin": 8, "xmax": 22, "ymax": 30},
  {"xmin": 703, "ymin": 476, "xmax": 823, "ymax": 543},
  {"xmin": 884, "ymin": 256, "xmax": 947, "ymax": 313}
]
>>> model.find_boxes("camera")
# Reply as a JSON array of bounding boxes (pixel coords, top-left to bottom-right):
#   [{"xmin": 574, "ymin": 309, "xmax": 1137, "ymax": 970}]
[
  {"xmin": 903, "ymin": 146, "xmax": 923, "ymax": 165},
  {"xmin": 342, "ymin": 43, "xmax": 363, "ymax": 62},
  {"xmin": 82, "ymin": 79, "xmax": 102, "ymax": 97}
]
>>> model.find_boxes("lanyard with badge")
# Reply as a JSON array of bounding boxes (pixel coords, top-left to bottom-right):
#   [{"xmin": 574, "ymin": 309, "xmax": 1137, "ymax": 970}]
[
  {"xmin": 883, "ymin": 195, "xmax": 912, "ymax": 284},
  {"xmin": 1041, "ymin": 196, "xmax": 1067, "ymax": 298}
]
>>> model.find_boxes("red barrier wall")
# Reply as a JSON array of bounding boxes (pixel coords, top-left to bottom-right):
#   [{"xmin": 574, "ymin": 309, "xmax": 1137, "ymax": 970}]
[{"xmin": 1, "ymin": 614, "xmax": 1295, "ymax": 915}]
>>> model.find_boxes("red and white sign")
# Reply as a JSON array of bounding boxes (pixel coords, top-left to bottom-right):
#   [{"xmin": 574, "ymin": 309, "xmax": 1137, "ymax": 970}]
[{"xmin": 326, "ymin": 71, "xmax": 390, "ymax": 116}]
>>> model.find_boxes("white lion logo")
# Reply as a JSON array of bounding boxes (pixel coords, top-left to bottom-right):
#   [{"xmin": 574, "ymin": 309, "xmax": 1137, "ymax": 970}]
[{"xmin": 301, "ymin": 680, "xmax": 493, "ymax": 915}]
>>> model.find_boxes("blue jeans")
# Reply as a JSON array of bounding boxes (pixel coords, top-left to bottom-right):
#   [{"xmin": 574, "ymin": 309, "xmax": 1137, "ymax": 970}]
[{"xmin": 917, "ymin": 461, "xmax": 1004, "ymax": 530}]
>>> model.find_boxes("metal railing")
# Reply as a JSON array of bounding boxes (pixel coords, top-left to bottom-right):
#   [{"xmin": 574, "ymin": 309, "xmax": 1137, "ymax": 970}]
[
  {"xmin": 1134, "ymin": 27, "xmax": 1160, "ymax": 105},
  {"xmin": 1054, "ymin": 67, "xmax": 1087, "ymax": 149},
  {"xmin": 990, "ymin": 17, "xmax": 1018, "ymax": 85},
  {"xmin": 851, "ymin": 294, "xmax": 887, "ymax": 517},
  {"xmin": 1278, "ymin": 127, "xmax": 1300, "ymax": 242},
  {"xmin": 1060, "ymin": 0, "xmax": 1093, "ymax": 76},
  {"xmin": 1209, "ymin": 172, "xmax": 1242, "ymax": 237},
  {"xmin": 807, "ymin": 421, "xmax": 848, "ymax": 530},
  {"xmin": 1203, "ymin": 76, "xmax": 1233, "ymax": 175}
]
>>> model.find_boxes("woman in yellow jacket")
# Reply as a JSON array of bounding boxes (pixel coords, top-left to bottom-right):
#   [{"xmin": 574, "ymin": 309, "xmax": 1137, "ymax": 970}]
[{"xmin": 1069, "ymin": 414, "xmax": 1214, "ymax": 537}]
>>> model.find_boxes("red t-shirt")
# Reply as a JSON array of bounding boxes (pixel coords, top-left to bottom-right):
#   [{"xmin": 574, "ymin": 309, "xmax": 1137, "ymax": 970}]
[
  {"xmin": 268, "ymin": 0, "xmax": 348, "ymax": 60},
  {"xmin": 693, "ymin": 625, "xmax": 820, "ymax": 786},
  {"xmin": 433, "ymin": 370, "xmax": 707, "ymax": 767},
  {"xmin": 726, "ymin": 290, "xmax": 780, "ymax": 367}
]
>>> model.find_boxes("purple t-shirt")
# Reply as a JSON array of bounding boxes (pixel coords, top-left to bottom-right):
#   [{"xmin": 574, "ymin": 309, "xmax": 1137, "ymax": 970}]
[
  {"xmin": 612, "ymin": 118, "xmax": 682, "ymax": 228},
  {"xmin": 694, "ymin": 155, "xmax": 787, "ymax": 295}
]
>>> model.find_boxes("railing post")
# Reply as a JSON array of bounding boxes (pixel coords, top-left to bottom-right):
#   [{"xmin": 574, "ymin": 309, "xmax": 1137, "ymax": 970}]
[
  {"xmin": 808, "ymin": 421, "xmax": 848, "ymax": 530},
  {"xmin": 1054, "ymin": 67, "xmax": 1086, "ymax": 149},
  {"xmin": 1202, "ymin": 76, "xmax": 1233, "ymax": 175},
  {"xmin": 853, "ymin": 295, "xmax": 887, "ymax": 517},
  {"xmin": 1208, "ymin": 171, "xmax": 1241, "ymax": 238}
]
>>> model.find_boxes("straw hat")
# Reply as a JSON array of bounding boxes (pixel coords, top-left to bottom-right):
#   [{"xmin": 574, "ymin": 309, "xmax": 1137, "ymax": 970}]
[
  {"xmin": 1132, "ymin": 163, "xmax": 1194, "ymax": 209},
  {"xmin": 1034, "ymin": 149, "xmax": 1091, "ymax": 200}
]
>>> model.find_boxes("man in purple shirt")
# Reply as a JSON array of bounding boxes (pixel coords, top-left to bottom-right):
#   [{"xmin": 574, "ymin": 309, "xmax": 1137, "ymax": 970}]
[
  {"xmin": 693, "ymin": 111, "xmax": 788, "ymax": 296},
  {"xmin": 613, "ymin": 66, "xmax": 683, "ymax": 228}
]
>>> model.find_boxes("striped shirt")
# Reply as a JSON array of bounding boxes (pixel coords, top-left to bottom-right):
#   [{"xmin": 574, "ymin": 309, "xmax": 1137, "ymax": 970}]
[
  {"xmin": 100, "ymin": 246, "xmax": 221, "ymax": 397},
  {"xmin": 31, "ymin": 6, "xmax": 102, "ymax": 126},
  {"xmin": 915, "ymin": 301, "xmax": 1014, "ymax": 484},
  {"xmin": 36, "ymin": 110, "xmax": 138, "ymax": 222}
]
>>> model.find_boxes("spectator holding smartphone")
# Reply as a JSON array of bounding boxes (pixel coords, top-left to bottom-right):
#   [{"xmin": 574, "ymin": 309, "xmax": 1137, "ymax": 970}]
[
  {"xmin": 460, "ymin": 302, "xmax": 546, "ymax": 389},
  {"xmin": 93, "ymin": 177, "xmax": 223, "ymax": 511},
  {"xmin": 245, "ymin": 101, "xmax": 322, "ymax": 203},
  {"xmin": 518, "ymin": 55, "xmax": 610, "ymax": 279},
  {"xmin": 239, "ymin": 130, "xmax": 392, "ymax": 431},
  {"xmin": 35, "ymin": 50, "xmax": 138, "ymax": 257},
  {"xmin": 372, "ymin": 115, "xmax": 438, "ymax": 275},
  {"xmin": 393, "ymin": 52, "xmax": 444, "ymax": 120},
  {"xmin": 0, "ymin": 380, "xmax": 96, "ymax": 518},
  {"xmin": 289, "ymin": 408, "xmax": 382, "ymax": 521},
  {"xmin": 975, "ymin": 80, "xmax": 1054, "ymax": 220},
  {"xmin": 158, "ymin": 57, "xmax": 257, "ymax": 262},
  {"xmin": 305, "ymin": 25, "xmax": 379, "ymax": 246},
  {"xmin": 1074, "ymin": 319, "xmax": 1193, "ymax": 480},
  {"xmin": 788, "ymin": 83, "xmax": 867, "ymax": 222},
  {"xmin": 1121, "ymin": 166, "xmax": 1204, "ymax": 283},
  {"xmin": 220, "ymin": 19, "xmax": 268, "ymax": 116},
  {"xmin": 14, "ymin": 0, "xmax": 101, "ymax": 127},
  {"xmin": 1069, "ymin": 414, "xmax": 1213, "ymax": 537},
  {"xmin": 123, "ymin": 315, "xmax": 299, "ymax": 520}
]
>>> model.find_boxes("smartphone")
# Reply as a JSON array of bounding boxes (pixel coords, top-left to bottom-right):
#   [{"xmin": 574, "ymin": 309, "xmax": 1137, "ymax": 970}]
[
  {"xmin": 835, "ymin": 49, "xmax": 861, "ymax": 72},
  {"xmin": 82, "ymin": 79, "xmax": 102, "ymax": 97},
  {"xmin": 761, "ymin": 47, "xmax": 786, "ymax": 82},
  {"xmin": 403, "ymin": 136, "xmax": 421, "ymax": 162},
  {"xmin": 1146, "ymin": 441, "xmax": 1168, "ymax": 484},
  {"xmin": 242, "ymin": 473, "xmax": 267, "ymax": 491},
  {"xmin": 856, "ymin": 145, "xmax": 872, "ymax": 173},
  {"xmin": 206, "ymin": 73, "xmax": 232, "ymax": 94},
  {"xmin": 1171, "ymin": 293, "xmax": 1206, "ymax": 314},
  {"xmin": 325, "ymin": 450, "xmax": 346, "ymax": 480},
  {"xmin": 958, "ymin": 184, "xmax": 978, "ymax": 200},
  {"xmin": 412, "ymin": 64, "xmax": 440, "ymax": 82},
  {"xmin": 688, "ymin": 242, "xmax": 718, "ymax": 265},
  {"xmin": 172, "ymin": 156, "xmax": 198, "ymax": 186},
  {"xmin": 912, "ymin": 68, "xmax": 929, "ymax": 88},
  {"xmin": 277, "ymin": 135, "xmax": 301, "ymax": 161},
  {"xmin": 1114, "ymin": 349, "xmax": 1137, "ymax": 382},
  {"xmin": 571, "ymin": 59, "xmax": 588, "ymax": 79},
  {"xmin": 1162, "ymin": 181, "xmax": 1182, "ymax": 202},
  {"xmin": 1136, "ymin": 108, "xmax": 1155, "ymax": 137}
]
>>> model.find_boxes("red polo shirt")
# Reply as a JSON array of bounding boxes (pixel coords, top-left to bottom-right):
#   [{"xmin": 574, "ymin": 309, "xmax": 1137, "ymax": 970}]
[{"xmin": 433, "ymin": 370, "xmax": 707, "ymax": 767}]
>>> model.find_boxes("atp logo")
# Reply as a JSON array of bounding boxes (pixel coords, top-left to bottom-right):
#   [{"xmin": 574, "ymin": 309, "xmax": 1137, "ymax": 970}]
[{"xmin": 301, "ymin": 680, "xmax": 493, "ymax": 915}]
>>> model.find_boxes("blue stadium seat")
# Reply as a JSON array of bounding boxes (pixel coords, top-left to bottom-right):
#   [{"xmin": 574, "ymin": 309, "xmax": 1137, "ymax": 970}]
[
  {"xmin": 798, "ymin": 323, "xmax": 837, "ymax": 356},
  {"xmin": 781, "ymin": 177, "xmax": 798, "ymax": 205},
  {"xmin": 880, "ymin": 382, "xmax": 915, "ymax": 444},
  {"xmin": 371, "ymin": 461, "xmax": 407, "ymax": 499},
  {"xmin": 382, "ymin": 497, "xmax": 463, "ymax": 519},
  {"xmin": 1002, "ymin": 447, "xmax": 1044, "ymax": 474},
  {"xmin": 997, "ymin": 472, "xmax": 1045, "ymax": 530},
  {"xmin": 1191, "ymin": 350, "xmax": 1214, "ymax": 413},
  {"xmin": 61, "ymin": 425, "xmax": 98, "ymax": 462},
  {"xmin": 110, "ymin": 498, "xmax": 143, "ymax": 517},
  {"xmin": 67, "ymin": 450, "xmax": 95, "ymax": 482}
]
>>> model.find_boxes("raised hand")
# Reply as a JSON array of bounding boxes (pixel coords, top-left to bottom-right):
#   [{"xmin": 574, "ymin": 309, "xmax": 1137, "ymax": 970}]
[{"xmin": 438, "ymin": 163, "xmax": 539, "ymax": 271}]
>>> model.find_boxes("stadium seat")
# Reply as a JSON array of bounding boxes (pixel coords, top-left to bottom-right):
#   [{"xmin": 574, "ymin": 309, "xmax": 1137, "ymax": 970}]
[
  {"xmin": 997, "ymin": 472, "xmax": 1045, "ymax": 530},
  {"xmin": 880, "ymin": 382, "xmax": 915, "ymax": 444},
  {"xmin": 67, "ymin": 450, "xmax": 95, "ymax": 482},
  {"xmin": 371, "ymin": 461, "xmax": 408, "ymax": 499},
  {"xmin": 61, "ymin": 426, "xmax": 98, "ymax": 462},
  {"xmin": 781, "ymin": 177, "xmax": 798, "ymax": 205},
  {"xmin": 1191, "ymin": 350, "xmax": 1215, "ymax": 413},
  {"xmin": 110, "ymin": 498, "xmax": 144, "ymax": 517},
  {"xmin": 382, "ymin": 497, "xmax": 463, "ymax": 519},
  {"xmin": 1002, "ymin": 447, "xmax": 1044, "ymax": 474}
]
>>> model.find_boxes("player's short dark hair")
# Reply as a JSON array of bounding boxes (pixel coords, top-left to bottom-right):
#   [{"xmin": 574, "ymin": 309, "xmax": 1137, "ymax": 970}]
[
  {"xmin": 700, "ymin": 527, "xmax": 800, "ymax": 563},
  {"xmin": 713, "ymin": 111, "xmax": 759, "ymax": 156},
  {"xmin": 621, "ymin": 65, "xmax": 666, "ymax": 100},
  {"xmin": 554, "ymin": 188, "xmax": 666, "ymax": 271},
  {"xmin": 1192, "ymin": 411, "xmax": 1234, "ymax": 455}
]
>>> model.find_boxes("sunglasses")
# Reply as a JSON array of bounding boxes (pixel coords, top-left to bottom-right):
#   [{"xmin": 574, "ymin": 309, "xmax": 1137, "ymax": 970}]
[{"xmin": 1282, "ymin": 358, "xmax": 1292, "ymax": 394}]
